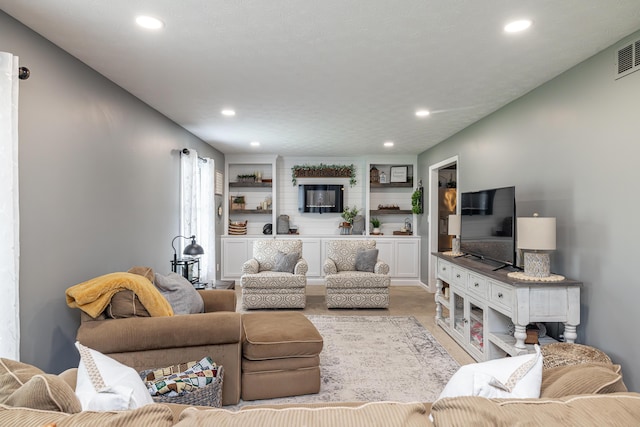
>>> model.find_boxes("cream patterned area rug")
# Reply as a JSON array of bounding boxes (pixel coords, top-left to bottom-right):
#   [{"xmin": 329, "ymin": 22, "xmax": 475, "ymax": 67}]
[{"xmin": 228, "ymin": 315, "xmax": 460, "ymax": 408}]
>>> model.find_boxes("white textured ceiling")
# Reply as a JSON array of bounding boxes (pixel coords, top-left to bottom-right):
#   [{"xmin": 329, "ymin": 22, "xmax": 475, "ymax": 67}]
[{"xmin": 2, "ymin": 1, "xmax": 640, "ymax": 156}]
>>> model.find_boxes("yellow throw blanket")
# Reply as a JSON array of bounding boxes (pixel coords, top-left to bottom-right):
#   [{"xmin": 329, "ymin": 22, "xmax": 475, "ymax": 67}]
[{"xmin": 66, "ymin": 272, "xmax": 174, "ymax": 318}]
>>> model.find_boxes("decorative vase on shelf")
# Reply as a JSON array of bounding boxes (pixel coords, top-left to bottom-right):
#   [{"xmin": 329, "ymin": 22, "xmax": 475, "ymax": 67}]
[{"xmin": 373, "ymin": 227, "xmax": 381, "ymax": 234}]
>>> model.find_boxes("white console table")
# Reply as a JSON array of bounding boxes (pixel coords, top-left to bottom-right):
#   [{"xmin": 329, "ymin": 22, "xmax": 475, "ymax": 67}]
[{"xmin": 433, "ymin": 252, "xmax": 581, "ymax": 361}]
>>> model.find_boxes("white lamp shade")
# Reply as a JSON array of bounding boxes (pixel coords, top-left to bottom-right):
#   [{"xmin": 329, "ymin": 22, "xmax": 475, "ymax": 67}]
[
  {"xmin": 517, "ymin": 216, "xmax": 556, "ymax": 250},
  {"xmin": 448, "ymin": 214, "xmax": 461, "ymax": 236}
]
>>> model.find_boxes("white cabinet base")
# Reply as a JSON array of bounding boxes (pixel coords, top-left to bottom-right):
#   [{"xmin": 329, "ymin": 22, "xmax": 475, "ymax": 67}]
[{"xmin": 434, "ymin": 253, "xmax": 581, "ymax": 361}]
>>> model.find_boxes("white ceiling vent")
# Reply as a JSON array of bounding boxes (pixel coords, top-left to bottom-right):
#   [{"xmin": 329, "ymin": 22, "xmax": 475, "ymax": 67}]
[{"xmin": 615, "ymin": 39, "xmax": 640, "ymax": 79}]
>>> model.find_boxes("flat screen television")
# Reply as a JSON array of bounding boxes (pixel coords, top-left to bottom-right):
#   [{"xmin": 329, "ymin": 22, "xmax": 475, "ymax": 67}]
[
  {"xmin": 298, "ymin": 184, "xmax": 344, "ymax": 213},
  {"xmin": 460, "ymin": 186, "xmax": 516, "ymax": 267}
]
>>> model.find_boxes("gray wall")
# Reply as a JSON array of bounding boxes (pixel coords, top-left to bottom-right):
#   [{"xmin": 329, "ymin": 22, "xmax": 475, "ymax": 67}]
[
  {"xmin": 1, "ymin": 11, "xmax": 225, "ymax": 374},
  {"xmin": 418, "ymin": 29, "xmax": 640, "ymax": 391}
]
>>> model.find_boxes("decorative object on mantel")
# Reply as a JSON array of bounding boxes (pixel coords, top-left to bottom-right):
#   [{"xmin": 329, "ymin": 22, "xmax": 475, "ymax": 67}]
[
  {"xmin": 448, "ymin": 214, "xmax": 462, "ymax": 256},
  {"xmin": 411, "ymin": 182, "xmax": 424, "ymax": 214},
  {"xmin": 228, "ymin": 220, "xmax": 248, "ymax": 235},
  {"xmin": 378, "ymin": 204, "xmax": 400, "ymax": 210},
  {"xmin": 230, "ymin": 195, "xmax": 245, "ymax": 210},
  {"xmin": 370, "ymin": 166, "xmax": 379, "ymax": 183},
  {"xmin": 370, "ymin": 217, "xmax": 381, "ymax": 234},
  {"xmin": 339, "ymin": 205, "xmax": 359, "ymax": 235},
  {"xmin": 291, "ymin": 163, "xmax": 356, "ymax": 187},
  {"xmin": 513, "ymin": 212, "xmax": 564, "ymax": 280}
]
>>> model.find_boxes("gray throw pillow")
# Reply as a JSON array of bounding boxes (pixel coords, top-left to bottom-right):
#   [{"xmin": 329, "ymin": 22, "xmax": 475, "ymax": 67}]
[
  {"xmin": 355, "ymin": 248, "xmax": 379, "ymax": 272},
  {"xmin": 154, "ymin": 272, "xmax": 204, "ymax": 315},
  {"xmin": 273, "ymin": 251, "xmax": 299, "ymax": 273}
]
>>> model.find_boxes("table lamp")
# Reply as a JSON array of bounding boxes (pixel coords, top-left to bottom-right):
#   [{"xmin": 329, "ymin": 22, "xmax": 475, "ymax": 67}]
[
  {"xmin": 448, "ymin": 214, "xmax": 461, "ymax": 255},
  {"xmin": 171, "ymin": 235, "xmax": 204, "ymax": 272},
  {"xmin": 517, "ymin": 213, "xmax": 555, "ymax": 278}
]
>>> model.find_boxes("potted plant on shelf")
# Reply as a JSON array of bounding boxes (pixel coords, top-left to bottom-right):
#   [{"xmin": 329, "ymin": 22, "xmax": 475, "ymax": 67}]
[
  {"xmin": 370, "ymin": 217, "xmax": 381, "ymax": 234},
  {"xmin": 339, "ymin": 206, "xmax": 359, "ymax": 235}
]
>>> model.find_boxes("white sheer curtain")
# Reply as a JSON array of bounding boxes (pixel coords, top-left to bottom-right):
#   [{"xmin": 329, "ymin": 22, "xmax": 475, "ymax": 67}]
[
  {"xmin": 180, "ymin": 149, "xmax": 215, "ymax": 284},
  {"xmin": 0, "ymin": 52, "xmax": 20, "ymax": 360}
]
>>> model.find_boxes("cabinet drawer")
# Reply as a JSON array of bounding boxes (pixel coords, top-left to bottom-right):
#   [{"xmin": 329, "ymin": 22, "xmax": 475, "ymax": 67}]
[
  {"xmin": 438, "ymin": 259, "xmax": 452, "ymax": 281},
  {"xmin": 467, "ymin": 273, "xmax": 488, "ymax": 298},
  {"xmin": 451, "ymin": 266, "xmax": 467, "ymax": 287},
  {"xmin": 490, "ymin": 281, "xmax": 513, "ymax": 312}
]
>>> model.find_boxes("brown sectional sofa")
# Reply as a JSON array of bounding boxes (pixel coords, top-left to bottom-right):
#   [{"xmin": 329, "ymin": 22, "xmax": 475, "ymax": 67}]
[
  {"xmin": 76, "ymin": 289, "xmax": 243, "ymax": 406},
  {"xmin": 3, "ymin": 348, "xmax": 640, "ymax": 426}
]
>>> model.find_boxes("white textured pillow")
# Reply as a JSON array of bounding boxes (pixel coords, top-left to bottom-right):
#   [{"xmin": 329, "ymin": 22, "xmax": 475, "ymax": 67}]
[
  {"xmin": 75, "ymin": 342, "xmax": 153, "ymax": 411},
  {"xmin": 437, "ymin": 345, "xmax": 543, "ymax": 400}
]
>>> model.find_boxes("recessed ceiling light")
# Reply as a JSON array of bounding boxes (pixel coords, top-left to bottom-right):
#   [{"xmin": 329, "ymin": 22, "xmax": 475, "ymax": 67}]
[
  {"xmin": 415, "ymin": 110, "xmax": 430, "ymax": 118},
  {"xmin": 384, "ymin": 141, "xmax": 394, "ymax": 147},
  {"xmin": 221, "ymin": 109, "xmax": 236, "ymax": 117},
  {"xmin": 504, "ymin": 19, "xmax": 532, "ymax": 33},
  {"xmin": 250, "ymin": 141, "xmax": 260, "ymax": 147},
  {"xmin": 135, "ymin": 16, "xmax": 164, "ymax": 30}
]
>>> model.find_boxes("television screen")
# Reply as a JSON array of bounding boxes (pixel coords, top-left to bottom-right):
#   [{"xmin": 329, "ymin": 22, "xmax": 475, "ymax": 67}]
[{"xmin": 460, "ymin": 186, "xmax": 516, "ymax": 267}]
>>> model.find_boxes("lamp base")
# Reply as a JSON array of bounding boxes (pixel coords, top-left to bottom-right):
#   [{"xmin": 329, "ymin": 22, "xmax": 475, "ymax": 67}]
[
  {"xmin": 452, "ymin": 237, "xmax": 460, "ymax": 254},
  {"xmin": 523, "ymin": 252, "xmax": 551, "ymax": 277}
]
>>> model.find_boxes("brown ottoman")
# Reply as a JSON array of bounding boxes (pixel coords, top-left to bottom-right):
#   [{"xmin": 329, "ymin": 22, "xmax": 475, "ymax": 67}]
[{"xmin": 241, "ymin": 312, "xmax": 323, "ymax": 401}]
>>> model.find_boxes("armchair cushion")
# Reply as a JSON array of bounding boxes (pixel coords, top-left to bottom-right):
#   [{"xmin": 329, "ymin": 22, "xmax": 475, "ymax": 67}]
[
  {"xmin": 326, "ymin": 240, "xmax": 377, "ymax": 272},
  {"xmin": 273, "ymin": 251, "xmax": 300, "ymax": 273},
  {"xmin": 252, "ymin": 239, "xmax": 304, "ymax": 272},
  {"xmin": 154, "ymin": 273, "xmax": 204, "ymax": 315},
  {"xmin": 355, "ymin": 248, "xmax": 379, "ymax": 272}
]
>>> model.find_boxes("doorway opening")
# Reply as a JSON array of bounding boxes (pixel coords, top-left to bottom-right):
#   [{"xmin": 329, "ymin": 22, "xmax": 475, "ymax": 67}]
[{"xmin": 427, "ymin": 156, "xmax": 458, "ymax": 292}]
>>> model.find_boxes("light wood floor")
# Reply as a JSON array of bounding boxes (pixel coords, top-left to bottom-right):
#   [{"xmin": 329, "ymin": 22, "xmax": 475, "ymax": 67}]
[{"xmin": 235, "ymin": 285, "xmax": 475, "ymax": 366}]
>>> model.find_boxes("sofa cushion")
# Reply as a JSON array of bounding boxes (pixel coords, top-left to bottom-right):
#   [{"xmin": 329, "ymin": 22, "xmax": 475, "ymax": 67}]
[
  {"xmin": 0, "ymin": 403, "xmax": 174, "ymax": 426},
  {"xmin": 430, "ymin": 393, "xmax": 640, "ymax": 427},
  {"xmin": 437, "ymin": 345, "xmax": 542, "ymax": 400},
  {"xmin": 273, "ymin": 251, "xmax": 300, "ymax": 273},
  {"xmin": 154, "ymin": 272, "xmax": 204, "ymax": 315},
  {"xmin": 175, "ymin": 401, "xmax": 431, "ymax": 427},
  {"xmin": 355, "ymin": 248, "xmax": 379, "ymax": 272},
  {"xmin": 105, "ymin": 290, "xmax": 151, "ymax": 318},
  {"xmin": 0, "ymin": 358, "xmax": 81, "ymax": 413},
  {"xmin": 75, "ymin": 341, "xmax": 154, "ymax": 411},
  {"xmin": 540, "ymin": 363, "xmax": 627, "ymax": 398}
]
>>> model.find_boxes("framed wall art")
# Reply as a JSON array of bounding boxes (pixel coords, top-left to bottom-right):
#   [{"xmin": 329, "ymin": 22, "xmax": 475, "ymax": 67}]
[{"xmin": 390, "ymin": 166, "xmax": 408, "ymax": 183}]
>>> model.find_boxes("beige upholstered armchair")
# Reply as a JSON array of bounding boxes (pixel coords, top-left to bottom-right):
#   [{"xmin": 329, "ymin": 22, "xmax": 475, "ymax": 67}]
[
  {"xmin": 323, "ymin": 239, "xmax": 390, "ymax": 308},
  {"xmin": 240, "ymin": 239, "xmax": 308, "ymax": 309}
]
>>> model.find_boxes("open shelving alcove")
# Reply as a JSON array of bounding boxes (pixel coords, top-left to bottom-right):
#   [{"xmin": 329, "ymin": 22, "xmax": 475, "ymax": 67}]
[
  {"xmin": 366, "ymin": 160, "xmax": 417, "ymax": 236},
  {"xmin": 225, "ymin": 155, "xmax": 278, "ymax": 236}
]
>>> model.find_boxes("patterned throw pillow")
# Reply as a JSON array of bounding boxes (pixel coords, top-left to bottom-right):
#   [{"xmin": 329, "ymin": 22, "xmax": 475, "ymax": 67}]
[
  {"xmin": 273, "ymin": 251, "xmax": 299, "ymax": 273},
  {"xmin": 355, "ymin": 248, "xmax": 379, "ymax": 272}
]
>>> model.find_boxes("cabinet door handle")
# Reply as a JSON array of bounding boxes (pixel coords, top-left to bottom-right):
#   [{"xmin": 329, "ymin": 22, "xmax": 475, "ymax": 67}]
[
  {"xmin": 456, "ymin": 274, "xmax": 461, "ymax": 278},
  {"xmin": 442, "ymin": 267, "xmax": 447, "ymax": 271},
  {"xmin": 463, "ymin": 318, "xmax": 469, "ymax": 324},
  {"xmin": 474, "ymin": 282, "xmax": 479, "ymax": 287},
  {"xmin": 498, "ymin": 292, "xmax": 503, "ymax": 298}
]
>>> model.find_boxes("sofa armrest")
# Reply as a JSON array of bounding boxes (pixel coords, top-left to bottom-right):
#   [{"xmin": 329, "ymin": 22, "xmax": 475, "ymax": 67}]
[
  {"xmin": 242, "ymin": 258, "xmax": 259, "ymax": 274},
  {"xmin": 323, "ymin": 258, "xmax": 338, "ymax": 275},
  {"xmin": 294, "ymin": 258, "xmax": 309, "ymax": 275},
  {"xmin": 77, "ymin": 311, "xmax": 242, "ymax": 354},
  {"xmin": 374, "ymin": 260, "xmax": 390, "ymax": 275},
  {"xmin": 199, "ymin": 289, "xmax": 236, "ymax": 312}
]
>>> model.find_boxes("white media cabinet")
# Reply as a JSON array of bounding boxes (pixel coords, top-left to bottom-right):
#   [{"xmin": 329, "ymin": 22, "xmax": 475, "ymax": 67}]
[{"xmin": 433, "ymin": 252, "xmax": 581, "ymax": 362}]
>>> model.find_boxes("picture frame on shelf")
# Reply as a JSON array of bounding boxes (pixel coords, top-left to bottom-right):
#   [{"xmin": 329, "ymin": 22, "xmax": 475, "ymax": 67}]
[{"xmin": 390, "ymin": 166, "xmax": 408, "ymax": 183}]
